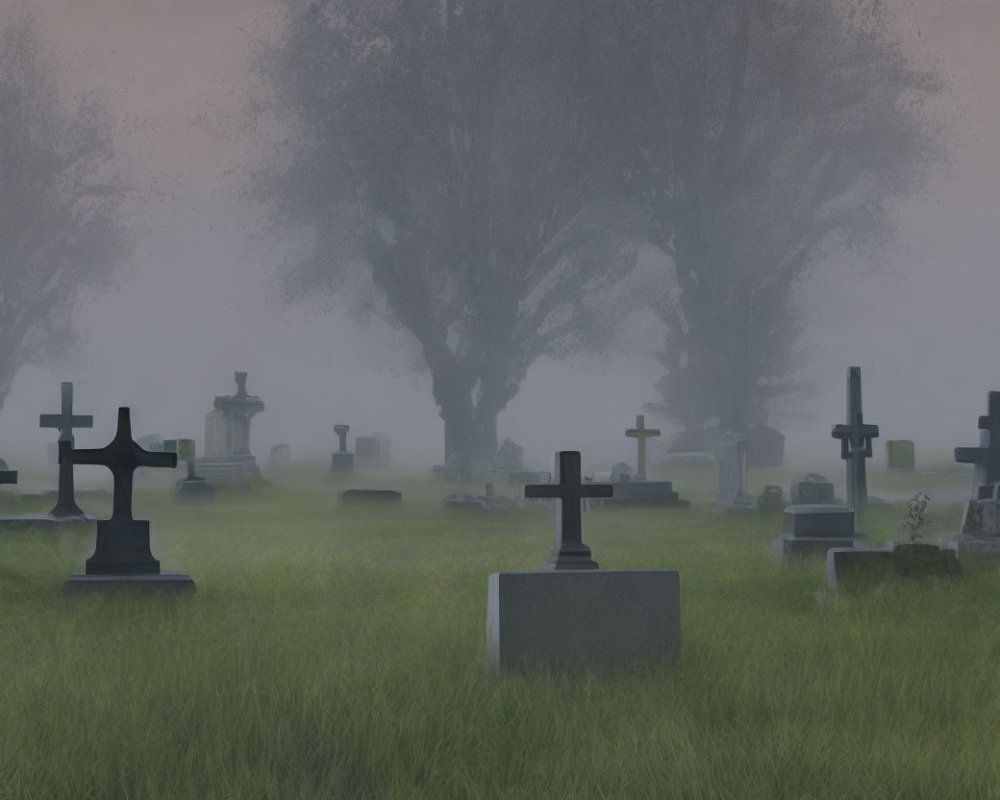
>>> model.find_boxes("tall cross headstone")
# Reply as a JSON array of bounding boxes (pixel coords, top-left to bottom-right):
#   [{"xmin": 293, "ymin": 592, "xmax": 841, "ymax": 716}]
[
  {"xmin": 831, "ymin": 366, "xmax": 879, "ymax": 533},
  {"xmin": 955, "ymin": 392, "xmax": 1000, "ymax": 495},
  {"xmin": 62, "ymin": 407, "xmax": 177, "ymax": 574},
  {"xmin": 525, "ymin": 451, "xmax": 613, "ymax": 570},
  {"xmin": 39, "ymin": 381, "xmax": 93, "ymax": 518},
  {"xmin": 625, "ymin": 414, "xmax": 661, "ymax": 481}
]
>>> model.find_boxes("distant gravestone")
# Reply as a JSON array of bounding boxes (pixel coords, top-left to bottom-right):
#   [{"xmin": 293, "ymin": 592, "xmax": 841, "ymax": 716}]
[
  {"xmin": 746, "ymin": 424, "xmax": 785, "ymax": 467},
  {"xmin": 886, "ymin": 440, "xmax": 916, "ymax": 472},
  {"xmin": 136, "ymin": 434, "xmax": 164, "ymax": 452},
  {"xmin": 714, "ymin": 432, "xmax": 755, "ymax": 511},
  {"xmin": 339, "ymin": 489, "xmax": 402, "ymax": 505},
  {"xmin": 493, "ymin": 438, "xmax": 524, "ymax": 474},
  {"xmin": 163, "ymin": 439, "xmax": 215, "ymax": 504},
  {"xmin": 625, "ymin": 415, "xmax": 661, "ymax": 480},
  {"xmin": 268, "ymin": 443, "xmax": 292, "ymax": 471},
  {"xmin": 63, "ymin": 407, "xmax": 194, "ymax": 592},
  {"xmin": 758, "ymin": 485, "xmax": 785, "ymax": 512},
  {"xmin": 771, "ymin": 504, "xmax": 855, "ymax": 562},
  {"xmin": 487, "ymin": 451, "xmax": 681, "ymax": 670},
  {"xmin": 609, "ymin": 462, "xmax": 634, "ymax": 483},
  {"xmin": 39, "ymin": 381, "xmax": 93, "ymax": 519},
  {"xmin": 790, "ymin": 473, "xmax": 835, "ymax": 505},
  {"xmin": 831, "ymin": 366, "xmax": 879, "ymax": 534},
  {"xmin": 355, "ymin": 436, "xmax": 382, "ymax": 469},
  {"xmin": 331, "ymin": 424, "xmax": 355, "ymax": 473},
  {"xmin": 196, "ymin": 371, "xmax": 266, "ymax": 488}
]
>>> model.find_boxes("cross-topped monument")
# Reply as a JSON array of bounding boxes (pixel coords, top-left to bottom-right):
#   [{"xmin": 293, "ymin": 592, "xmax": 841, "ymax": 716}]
[
  {"xmin": 61, "ymin": 407, "xmax": 181, "ymax": 580},
  {"xmin": 525, "ymin": 451, "xmax": 613, "ymax": 570},
  {"xmin": 625, "ymin": 414, "xmax": 661, "ymax": 481},
  {"xmin": 39, "ymin": 381, "xmax": 93, "ymax": 517},
  {"xmin": 831, "ymin": 366, "xmax": 879, "ymax": 532},
  {"xmin": 955, "ymin": 391, "xmax": 1000, "ymax": 494}
]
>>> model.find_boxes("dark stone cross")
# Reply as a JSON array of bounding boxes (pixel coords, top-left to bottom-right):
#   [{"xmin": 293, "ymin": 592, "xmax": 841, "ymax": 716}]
[
  {"xmin": 625, "ymin": 414, "xmax": 661, "ymax": 480},
  {"xmin": 831, "ymin": 366, "xmax": 879, "ymax": 532},
  {"xmin": 39, "ymin": 381, "xmax": 93, "ymax": 517},
  {"xmin": 954, "ymin": 391, "xmax": 1000, "ymax": 492},
  {"xmin": 525, "ymin": 451, "xmax": 613, "ymax": 570},
  {"xmin": 61, "ymin": 407, "xmax": 177, "ymax": 574}
]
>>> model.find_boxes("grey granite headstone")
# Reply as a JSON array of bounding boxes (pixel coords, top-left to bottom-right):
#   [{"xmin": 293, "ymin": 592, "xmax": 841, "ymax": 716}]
[
  {"xmin": 331, "ymin": 424, "xmax": 355, "ymax": 472},
  {"xmin": 790, "ymin": 473, "xmax": 835, "ymax": 505},
  {"xmin": 831, "ymin": 366, "xmax": 879, "ymax": 534},
  {"xmin": 195, "ymin": 371, "xmax": 266, "ymax": 488},
  {"xmin": 746, "ymin": 424, "xmax": 785, "ymax": 467},
  {"xmin": 771, "ymin": 504, "xmax": 855, "ymax": 562},
  {"xmin": 713, "ymin": 432, "xmax": 755, "ymax": 511},
  {"xmin": 886, "ymin": 440, "xmax": 916, "ymax": 472}
]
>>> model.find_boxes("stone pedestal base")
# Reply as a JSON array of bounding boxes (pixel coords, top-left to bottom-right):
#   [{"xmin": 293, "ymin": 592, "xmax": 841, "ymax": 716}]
[
  {"xmin": 64, "ymin": 573, "xmax": 195, "ymax": 593},
  {"xmin": 486, "ymin": 569, "xmax": 680, "ymax": 670},
  {"xmin": 85, "ymin": 519, "xmax": 159, "ymax": 575},
  {"xmin": 194, "ymin": 457, "xmax": 257, "ymax": 489},
  {"xmin": 330, "ymin": 452, "xmax": 355, "ymax": 473},
  {"xmin": 174, "ymin": 477, "xmax": 215, "ymax": 504}
]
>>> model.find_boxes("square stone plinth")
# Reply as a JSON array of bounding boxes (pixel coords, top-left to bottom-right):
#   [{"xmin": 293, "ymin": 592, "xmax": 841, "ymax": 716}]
[
  {"xmin": 782, "ymin": 504, "xmax": 854, "ymax": 537},
  {"xmin": 486, "ymin": 569, "xmax": 680, "ymax": 670},
  {"xmin": 64, "ymin": 573, "xmax": 195, "ymax": 593}
]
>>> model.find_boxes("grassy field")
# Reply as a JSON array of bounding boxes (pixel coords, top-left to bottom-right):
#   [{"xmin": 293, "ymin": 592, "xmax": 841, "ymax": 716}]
[{"xmin": 1, "ymin": 460, "xmax": 999, "ymax": 799}]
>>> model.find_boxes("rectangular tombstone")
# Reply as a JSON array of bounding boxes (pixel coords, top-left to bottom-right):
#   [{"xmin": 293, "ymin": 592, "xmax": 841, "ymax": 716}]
[
  {"xmin": 747, "ymin": 424, "xmax": 785, "ymax": 467},
  {"xmin": 782, "ymin": 504, "xmax": 854, "ymax": 538},
  {"xmin": 886, "ymin": 440, "xmax": 916, "ymax": 471},
  {"xmin": 339, "ymin": 488, "xmax": 401, "ymax": 505},
  {"xmin": 487, "ymin": 569, "xmax": 680, "ymax": 670},
  {"xmin": 354, "ymin": 436, "xmax": 382, "ymax": 468},
  {"xmin": 790, "ymin": 477, "xmax": 835, "ymax": 505}
]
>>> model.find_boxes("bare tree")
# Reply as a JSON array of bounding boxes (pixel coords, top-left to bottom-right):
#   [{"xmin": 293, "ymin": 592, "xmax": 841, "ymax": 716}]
[
  {"xmin": 627, "ymin": 0, "xmax": 944, "ymax": 435},
  {"xmin": 0, "ymin": 17, "xmax": 129, "ymax": 406},
  {"xmin": 252, "ymin": 0, "xmax": 645, "ymax": 471}
]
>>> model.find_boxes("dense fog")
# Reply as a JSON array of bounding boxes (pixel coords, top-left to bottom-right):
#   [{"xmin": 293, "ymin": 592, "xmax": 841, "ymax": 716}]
[{"xmin": 0, "ymin": 0, "xmax": 996, "ymax": 478}]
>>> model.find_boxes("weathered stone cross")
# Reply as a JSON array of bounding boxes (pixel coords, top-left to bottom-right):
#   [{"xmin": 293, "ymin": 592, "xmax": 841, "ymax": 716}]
[
  {"xmin": 63, "ymin": 407, "xmax": 177, "ymax": 523},
  {"xmin": 831, "ymin": 366, "xmax": 879, "ymax": 532},
  {"xmin": 625, "ymin": 414, "xmax": 661, "ymax": 480},
  {"xmin": 525, "ymin": 451, "xmax": 613, "ymax": 570},
  {"xmin": 40, "ymin": 381, "xmax": 93, "ymax": 517},
  {"xmin": 334, "ymin": 424, "xmax": 350, "ymax": 454},
  {"xmin": 954, "ymin": 391, "xmax": 1000, "ymax": 492}
]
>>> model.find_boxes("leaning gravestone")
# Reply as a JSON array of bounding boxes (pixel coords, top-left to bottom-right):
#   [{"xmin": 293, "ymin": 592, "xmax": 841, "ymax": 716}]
[
  {"xmin": 486, "ymin": 451, "xmax": 680, "ymax": 670},
  {"xmin": 831, "ymin": 366, "xmax": 880, "ymax": 535},
  {"xmin": 195, "ymin": 371, "xmax": 265, "ymax": 488},
  {"xmin": 713, "ymin": 432, "xmax": 756, "ymax": 512},
  {"xmin": 746, "ymin": 424, "xmax": 785, "ymax": 467},
  {"xmin": 886, "ymin": 440, "xmax": 916, "ymax": 472},
  {"xmin": 163, "ymin": 439, "xmax": 214, "ymax": 504},
  {"xmin": 331, "ymin": 424, "xmax": 355, "ymax": 473},
  {"xmin": 63, "ymin": 407, "xmax": 194, "ymax": 592},
  {"xmin": 39, "ymin": 381, "xmax": 93, "ymax": 518}
]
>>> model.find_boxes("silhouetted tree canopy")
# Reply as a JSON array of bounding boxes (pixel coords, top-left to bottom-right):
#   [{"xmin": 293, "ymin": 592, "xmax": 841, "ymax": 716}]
[
  {"xmin": 0, "ymin": 17, "xmax": 129, "ymax": 408},
  {"xmin": 253, "ymin": 0, "xmax": 647, "ymax": 470}
]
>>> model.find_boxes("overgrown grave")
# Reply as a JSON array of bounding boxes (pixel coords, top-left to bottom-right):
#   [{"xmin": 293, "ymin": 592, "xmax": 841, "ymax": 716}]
[
  {"xmin": 63, "ymin": 406, "xmax": 194, "ymax": 593},
  {"xmin": 487, "ymin": 450, "xmax": 680, "ymax": 670}
]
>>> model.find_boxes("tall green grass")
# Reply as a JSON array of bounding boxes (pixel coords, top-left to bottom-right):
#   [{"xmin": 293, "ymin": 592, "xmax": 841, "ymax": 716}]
[{"xmin": 1, "ymin": 463, "xmax": 997, "ymax": 799}]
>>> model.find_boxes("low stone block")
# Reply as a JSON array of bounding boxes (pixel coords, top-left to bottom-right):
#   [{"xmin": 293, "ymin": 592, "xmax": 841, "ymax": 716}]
[
  {"xmin": 486, "ymin": 569, "xmax": 680, "ymax": 670},
  {"xmin": 330, "ymin": 452, "xmax": 355, "ymax": 473},
  {"xmin": 771, "ymin": 534, "xmax": 855, "ymax": 562},
  {"xmin": 590, "ymin": 480, "xmax": 690, "ymax": 508},
  {"xmin": 64, "ymin": 573, "xmax": 195, "ymax": 593},
  {"xmin": 886, "ymin": 439, "xmax": 916, "ymax": 472},
  {"xmin": 790, "ymin": 477, "xmax": 835, "ymax": 505},
  {"xmin": 174, "ymin": 477, "xmax": 215, "ymax": 504},
  {"xmin": 340, "ymin": 489, "xmax": 402, "ymax": 505},
  {"xmin": 827, "ymin": 541, "xmax": 960, "ymax": 590},
  {"xmin": 782, "ymin": 504, "xmax": 854, "ymax": 538}
]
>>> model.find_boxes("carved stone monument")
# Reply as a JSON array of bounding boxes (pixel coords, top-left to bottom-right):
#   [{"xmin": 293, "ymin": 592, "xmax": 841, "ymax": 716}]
[
  {"xmin": 196, "ymin": 371, "xmax": 265, "ymax": 488},
  {"xmin": 713, "ymin": 432, "xmax": 756, "ymax": 512},
  {"xmin": 330, "ymin": 424, "xmax": 355, "ymax": 473},
  {"xmin": 831, "ymin": 366, "xmax": 880, "ymax": 535},
  {"xmin": 39, "ymin": 381, "xmax": 93, "ymax": 518}
]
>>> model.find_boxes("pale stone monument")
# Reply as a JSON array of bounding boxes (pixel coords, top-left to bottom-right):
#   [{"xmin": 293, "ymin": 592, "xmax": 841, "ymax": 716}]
[{"xmin": 196, "ymin": 371, "xmax": 266, "ymax": 488}]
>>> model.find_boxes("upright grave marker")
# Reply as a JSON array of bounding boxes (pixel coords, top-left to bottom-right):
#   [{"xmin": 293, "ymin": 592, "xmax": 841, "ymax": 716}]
[
  {"xmin": 63, "ymin": 407, "xmax": 193, "ymax": 592},
  {"xmin": 331, "ymin": 424, "xmax": 355, "ymax": 472},
  {"xmin": 831, "ymin": 366, "xmax": 879, "ymax": 533},
  {"xmin": 525, "ymin": 451, "xmax": 613, "ymax": 569},
  {"xmin": 196, "ymin": 371, "xmax": 265, "ymax": 487},
  {"xmin": 488, "ymin": 450, "xmax": 680, "ymax": 670},
  {"xmin": 713, "ymin": 432, "xmax": 755, "ymax": 511},
  {"xmin": 954, "ymin": 392, "xmax": 1000, "ymax": 492},
  {"xmin": 163, "ymin": 438, "xmax": 215, "ymax": 504},
  {"xmin": 625, "ymin": 415, "xmax": 660, "ymax": 481},
  {"xmin": 39, "ymin": 382, "xmax": 93, "ymax": 518}
]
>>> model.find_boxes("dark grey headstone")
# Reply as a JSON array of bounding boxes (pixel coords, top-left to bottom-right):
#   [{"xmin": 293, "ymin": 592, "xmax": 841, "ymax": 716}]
[
  {"xmin": 339, "ymin": 489, "xmax": 402, "ymax": 505},
  {"xmin": 790, "ymin": 474, "xmax": 835, "ymax": 505},
  {"xmin": 746, "ymin": 424, "xmax": 785, "ymax": 467},
  {"xmin": 886, "ymin": 439, "xmax": 916, "ymax": 471}
]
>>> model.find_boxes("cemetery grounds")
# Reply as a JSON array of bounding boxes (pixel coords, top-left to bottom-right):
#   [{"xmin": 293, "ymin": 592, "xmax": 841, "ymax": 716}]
[{"xmin": 1, "ymin": 454, "xmax": 998, "ymax": 799}]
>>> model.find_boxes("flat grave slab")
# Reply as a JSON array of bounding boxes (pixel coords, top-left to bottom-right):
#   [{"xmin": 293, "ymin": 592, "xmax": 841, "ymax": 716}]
[
  {"xmin": 339, "ymin": 489, "xmax": 402, "ymax": 505},
  {"xmin": 827, "ymin": 541, "xmax": 960, "ymax": 590},
  {"xmin": 65, "ymin": 573, "xmax": 195, "ymax": 593}
]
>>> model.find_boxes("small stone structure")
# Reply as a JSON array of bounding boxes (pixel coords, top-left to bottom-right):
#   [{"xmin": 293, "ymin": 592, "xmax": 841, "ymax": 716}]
[
  {"xmin": 771, "ymin": 504, "xmax": 855, "ymax": 562},
  {"xmin": 713, "ymin": 432, "xmax": 755, "ymax": 511},
  {"xmin": 331, "ymin": 425, "xmax": 355, "ymax": 473},
  {"xmin": 164, "ymin": 439, "xmax": 214, "ymax": 504},
  {"xmin": 196, "ymin": 371, "xmax": 265, "ymax": 488},
  {"xmin": 886, "ymin": 439, "xmax": 916, "ymax": 472},
  {"xmin": 827, "ymin": 541, "xmax": 960, "ymax": 590},
  {"xmin": 789, "ymin": 473, "xmax": 835, "ymax": 505},
  {"xmin": 747, "ymin": 424, "xmax": 785, "ymax": 467},
  {"xmin": 831, "ymin": 366, "xmax": 879, "ymax": 534}
]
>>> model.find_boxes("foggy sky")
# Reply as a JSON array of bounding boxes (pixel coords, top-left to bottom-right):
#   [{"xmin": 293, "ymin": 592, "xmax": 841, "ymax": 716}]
[{"xmin": 0, "ymin": 0, "xmax": 997, "ymax": 476}]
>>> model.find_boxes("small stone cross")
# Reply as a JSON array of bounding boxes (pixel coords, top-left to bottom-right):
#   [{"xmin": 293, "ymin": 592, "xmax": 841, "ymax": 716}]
[
  {"xmin": 62, "ymin": 407, "xmax": 177, "ymax": 522},
  {"xmin": 525, "ymin": 451, "xmax": 613, "ymax": 570},
  {"xmin": 831, "ymin": 366, "xmax": 879, "ymax": 531},
  {"xmin": 334, "ymin": 424, "xmax": 350, "ymax": 454},
  {"xmin": 40, "ymin": 382, "xmax": 93, "ymax": 518},
  {"xmin": 625, "ymin": 414, "xmax": 660, "ymax": 480},
  {"xmin": 955, "ymin": 391, "xmax": 1000, "ymax": 489}
]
